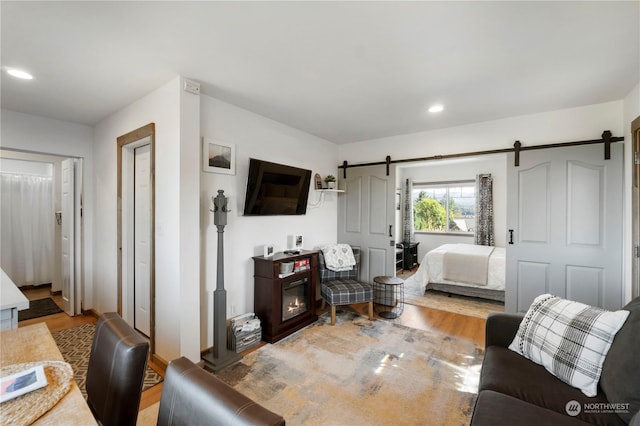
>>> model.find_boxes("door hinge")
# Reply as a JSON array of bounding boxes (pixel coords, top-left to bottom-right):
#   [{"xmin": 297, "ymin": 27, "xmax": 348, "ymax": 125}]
[
  {"xmin": 635, "ymin": 151, "xmax": 640, "ymax": 165},
  {"xmin": 636, "ymin": 245, "xmax": 640, "ymax": 258}
]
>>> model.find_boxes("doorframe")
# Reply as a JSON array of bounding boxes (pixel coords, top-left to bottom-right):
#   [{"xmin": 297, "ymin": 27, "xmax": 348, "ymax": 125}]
[
  {"xmin": 117, "ymin": 123, "xmax": 156, "ymax": 355},
  {"xmin": 632, "ymin": 116, "xmax": 640, "ymax": 299}
]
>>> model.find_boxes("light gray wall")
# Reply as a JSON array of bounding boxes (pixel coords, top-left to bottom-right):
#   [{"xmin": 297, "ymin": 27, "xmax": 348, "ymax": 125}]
[
  {"xmin": 92, "ymin": 76, "xmax": 199, "ymax": 362},
  {"xmin": 199, "ymin": 94, "xmax": 339, "ymax": 349}
]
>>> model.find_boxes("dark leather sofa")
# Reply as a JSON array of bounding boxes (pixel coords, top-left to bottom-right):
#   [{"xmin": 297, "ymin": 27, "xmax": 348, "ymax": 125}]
[{"xmin": 471, "ymin": 297, "xmax": 640, "ymax": 426}]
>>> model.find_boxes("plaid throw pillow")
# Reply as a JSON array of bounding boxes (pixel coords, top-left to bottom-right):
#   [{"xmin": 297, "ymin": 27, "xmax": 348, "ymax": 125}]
[{"xmin": 508, "ymin": 294, "xmax": 629, "ymax": 397}]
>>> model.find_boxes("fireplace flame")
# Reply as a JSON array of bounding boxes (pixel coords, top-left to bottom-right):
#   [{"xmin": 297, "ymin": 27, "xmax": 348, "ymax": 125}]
[{"xmin": 288, "ymin": 298, "xmax": 305, "ymax": 312}]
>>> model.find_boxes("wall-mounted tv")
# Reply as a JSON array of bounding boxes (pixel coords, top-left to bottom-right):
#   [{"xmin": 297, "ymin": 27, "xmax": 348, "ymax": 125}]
[{"xmin": 243, "ymin": 158, "xmax": 312, "ymax": 216}]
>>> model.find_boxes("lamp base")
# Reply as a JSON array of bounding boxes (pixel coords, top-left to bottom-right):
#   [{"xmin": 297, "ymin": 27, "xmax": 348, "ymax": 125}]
[{"xmin": 202, "ymin": 350, "xmax": 242, "ymax": 373}]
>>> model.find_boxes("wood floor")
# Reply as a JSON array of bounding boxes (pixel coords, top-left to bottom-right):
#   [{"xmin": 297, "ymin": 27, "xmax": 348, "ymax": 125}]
[{"xmin": 19, "ymin": 276, "xmax": 486, "ymax": 415}]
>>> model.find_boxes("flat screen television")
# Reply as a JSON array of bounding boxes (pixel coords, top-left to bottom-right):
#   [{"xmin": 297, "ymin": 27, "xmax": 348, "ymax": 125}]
[{"xmin": 243, "ymin": 159, "xmax": 312, "ymax": 216}]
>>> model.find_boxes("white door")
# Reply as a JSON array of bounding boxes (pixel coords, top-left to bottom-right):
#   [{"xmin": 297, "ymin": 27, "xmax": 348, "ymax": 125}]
[
  {"xmin": 633, "ymin": 123, "xmax": 640, "ymax": 299},
  {"xmin": 134, "ymin": 144, "xmax": 151, "ymax": 336},
  {"xmin": 506, "ymin": 144, "xmax": 623, "ymax": 312},
  {"xmin": 338, "ymin": 165, "xmax": 396, "ymax": 282},
  {"xmin": 61, "ymin": 159, "xmax": 75, "ymax": 316}
]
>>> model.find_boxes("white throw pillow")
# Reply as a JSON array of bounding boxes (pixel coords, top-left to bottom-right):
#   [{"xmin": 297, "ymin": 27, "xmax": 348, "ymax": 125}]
[{"xmin": 508, "ymin": 294, "xmax": 629, "ymax": 397}]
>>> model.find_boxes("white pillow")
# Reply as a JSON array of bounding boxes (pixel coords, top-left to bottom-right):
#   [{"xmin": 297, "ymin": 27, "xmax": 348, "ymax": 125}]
[{"xmin": 508, "ymin": 294, "xmax": 629, "ymax": 397}]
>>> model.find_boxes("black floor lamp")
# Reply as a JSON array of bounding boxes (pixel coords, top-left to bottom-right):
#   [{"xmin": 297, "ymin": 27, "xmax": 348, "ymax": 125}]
[{"xmin": 202, "ymin": 190, "xmax": 242, "ymax": 372}]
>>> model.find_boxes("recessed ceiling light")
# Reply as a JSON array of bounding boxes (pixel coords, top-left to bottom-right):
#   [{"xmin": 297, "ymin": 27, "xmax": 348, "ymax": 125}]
[
  {"xmin": 428, "ymin": 104, "xmax": 444, "ymax": 113},
  {"xmin": 7, "ymin": 68, "xmax": 33, "ymax": 80}
]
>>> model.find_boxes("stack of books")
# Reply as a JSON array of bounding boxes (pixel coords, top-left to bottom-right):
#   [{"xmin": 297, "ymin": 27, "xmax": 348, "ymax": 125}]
[{"xmin": 294, "ymin": 258, "xmax": 310, "ymax": 273}]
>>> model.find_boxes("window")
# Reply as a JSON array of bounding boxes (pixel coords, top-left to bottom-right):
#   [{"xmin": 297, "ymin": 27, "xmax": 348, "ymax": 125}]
[{"xmin": 412, "ymin": 181, "xmax": 475, "ymax": 233}]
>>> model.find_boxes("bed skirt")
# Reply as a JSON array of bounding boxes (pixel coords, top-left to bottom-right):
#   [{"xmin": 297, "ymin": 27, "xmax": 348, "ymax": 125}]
[{"xmin": 425, "ymin": 282, "xmax": 505, "ymax": 302}]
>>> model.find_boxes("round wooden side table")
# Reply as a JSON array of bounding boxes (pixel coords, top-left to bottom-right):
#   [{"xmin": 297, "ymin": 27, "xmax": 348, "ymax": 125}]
[{"xmin": 372, "ymin": 276, "xmax": 404, "ymax": 319}]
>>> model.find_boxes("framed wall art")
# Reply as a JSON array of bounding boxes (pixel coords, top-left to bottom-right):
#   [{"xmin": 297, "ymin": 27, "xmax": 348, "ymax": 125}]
[{"xmin": 203, "ymin": 137, "xmax": 236, "ymax": 175}]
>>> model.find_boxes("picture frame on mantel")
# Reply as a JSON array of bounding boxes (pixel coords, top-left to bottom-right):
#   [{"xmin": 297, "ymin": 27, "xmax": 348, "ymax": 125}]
[{"xmin": 203, "ymin": 137, "xmax": 236, "ymax": 175}]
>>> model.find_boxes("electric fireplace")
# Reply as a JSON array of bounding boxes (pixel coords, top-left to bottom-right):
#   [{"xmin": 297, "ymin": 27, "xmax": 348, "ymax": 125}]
[{"xmin": 253, "ymin": 251, "xmax": 319, "ymax": 343}]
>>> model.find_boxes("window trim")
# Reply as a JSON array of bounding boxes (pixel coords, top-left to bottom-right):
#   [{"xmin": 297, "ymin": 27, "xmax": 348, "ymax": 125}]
[{"xmin": 412, "ymin": 180, "xmax": 475, "ymax": 234}]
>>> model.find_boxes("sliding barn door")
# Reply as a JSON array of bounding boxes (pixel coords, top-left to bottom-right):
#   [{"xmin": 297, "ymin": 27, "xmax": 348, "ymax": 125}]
[
  {"xmin": 506, "ymin": 144, "xmax": 623, "ymax": 312},
  {"xmin": 338, "ymin": 165, "xmax": 396, "ymax": 282}
]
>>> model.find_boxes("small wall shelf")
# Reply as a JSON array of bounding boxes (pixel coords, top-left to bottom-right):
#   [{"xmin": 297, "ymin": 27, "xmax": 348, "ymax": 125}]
[
  {"xmin": 307, "ymin": 188, "xmax": 344, "ymax": 208},
  {"xmin": 316, "ymin": 189, "xmax": 345, "ymax": 193}
]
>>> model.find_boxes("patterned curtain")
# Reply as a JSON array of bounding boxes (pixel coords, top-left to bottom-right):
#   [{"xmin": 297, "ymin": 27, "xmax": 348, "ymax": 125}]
[
  {"xmin": 403, "ymin": 178, "xmax": 414, "ymax": 244},
  {"xmin": 475, "ymin": 174, "xmax": 494, "ymax": 246}
]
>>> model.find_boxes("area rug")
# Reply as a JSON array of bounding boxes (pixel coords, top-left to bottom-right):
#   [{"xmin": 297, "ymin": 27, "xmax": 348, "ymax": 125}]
[
  {"xmin": 403, "ymin": 276, "xmax": 504, "ymax": 319},
  {"xmin": 18, "ymin": 297, "xmax": 63, "ymax": 321},
  {"xmin": 52, "ymin": 323, "xmax": 163, "ymax": 398},
  {"xmin": 216, "ymin": 312, "xmax": 484, "ymax": 426}
]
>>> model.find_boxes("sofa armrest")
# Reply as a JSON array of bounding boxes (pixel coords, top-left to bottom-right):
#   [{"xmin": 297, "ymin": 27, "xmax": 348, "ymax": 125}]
[{"xmin": 485, "ymin": 312, "xmax": 524, "ymax": 349}]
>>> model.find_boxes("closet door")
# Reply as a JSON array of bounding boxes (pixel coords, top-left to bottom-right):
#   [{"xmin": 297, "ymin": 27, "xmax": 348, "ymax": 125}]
[
  {"xmin": 505, "ymin": 144, "xmax": 623, "ymax": 312},
  {"xmin": 61, "ymin": 159, "xmax": 75, "ymax": 316}
]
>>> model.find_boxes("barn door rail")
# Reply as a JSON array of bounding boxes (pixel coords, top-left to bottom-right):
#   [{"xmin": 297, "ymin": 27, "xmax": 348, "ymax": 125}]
[{"xmin": 339, "ymin": 130, "xmax": 623, "ymax": 178}]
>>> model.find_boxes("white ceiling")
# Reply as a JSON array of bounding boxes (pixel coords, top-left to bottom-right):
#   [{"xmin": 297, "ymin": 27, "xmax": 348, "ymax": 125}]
[{"xmin": 1, "ymin": 1, "xmax": 639, "ymax": 144}]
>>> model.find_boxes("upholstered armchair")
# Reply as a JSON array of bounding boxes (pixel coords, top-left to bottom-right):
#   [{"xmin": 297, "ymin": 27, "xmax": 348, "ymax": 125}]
[{"xmin": 318, "ymin": 247, "xmax": 374, "ymax": 325}]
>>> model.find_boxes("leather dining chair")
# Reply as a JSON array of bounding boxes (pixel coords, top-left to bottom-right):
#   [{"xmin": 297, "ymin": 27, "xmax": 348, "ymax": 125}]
[
  {"xmin": 157, "ymin": 356, "xmax": 285, "ymax": 426},
  {"xmin": 86, "ymin": 312, "xmax": 149, "ymax": 426}
]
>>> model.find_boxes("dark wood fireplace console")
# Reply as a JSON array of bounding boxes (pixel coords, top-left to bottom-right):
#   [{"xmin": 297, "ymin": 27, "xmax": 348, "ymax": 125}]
[{"xmin": 253, "ymin": 250, "xmax": 319, "ymax": 343}]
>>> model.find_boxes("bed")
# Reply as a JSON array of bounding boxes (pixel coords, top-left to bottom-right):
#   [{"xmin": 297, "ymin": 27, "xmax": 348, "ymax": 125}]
[{"xmin": 409, "ymin": 243, "xmax": 505, "ymax": 302}]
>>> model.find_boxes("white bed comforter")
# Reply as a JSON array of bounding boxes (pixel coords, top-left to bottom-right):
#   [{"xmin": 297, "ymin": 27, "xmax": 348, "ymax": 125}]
[{"xmin": 408, "ymin": 244, "xmax": 505, "ymax": 295}]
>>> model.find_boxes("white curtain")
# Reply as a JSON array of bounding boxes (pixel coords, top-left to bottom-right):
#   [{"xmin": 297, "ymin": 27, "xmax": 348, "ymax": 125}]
[{"xmin": 0, "ymin": 173, "xmax": 54, "ymax": 286}]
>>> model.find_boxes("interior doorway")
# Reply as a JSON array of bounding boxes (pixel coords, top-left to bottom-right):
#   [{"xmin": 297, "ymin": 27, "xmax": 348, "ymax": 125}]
[
  {"xmin": 0, "ymin": 150, "xmax": 83, "ymax": 315},
  {"xmin": 117, "ymin": 124, "xmax": 156, "ymax": 348}
]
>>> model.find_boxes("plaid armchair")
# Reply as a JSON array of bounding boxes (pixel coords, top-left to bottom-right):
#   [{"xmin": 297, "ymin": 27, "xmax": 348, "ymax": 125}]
[{"xmin": 318, "ymin": 247, "xmax": 373, "ymax": 325}]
